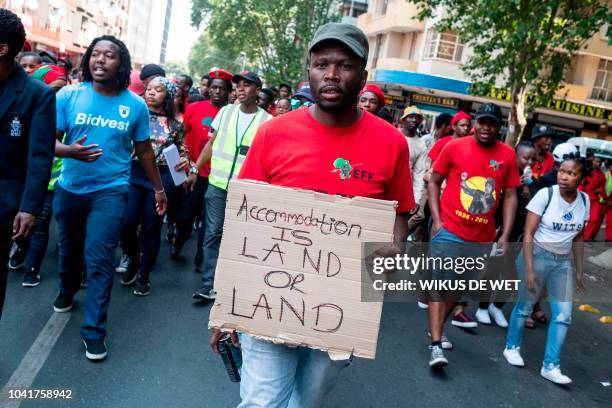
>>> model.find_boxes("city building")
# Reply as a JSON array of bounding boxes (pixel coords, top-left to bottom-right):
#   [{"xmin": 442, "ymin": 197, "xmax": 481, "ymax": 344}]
[
  {"xmin": 124, "ymin": 0, "xmax": 172, "ymax": 68},
  {"xmin": 2, "ymin": 0, "xmax": 129, "ymax": 68},
  {"xmin": 2, "ymin": 0, "xmax": 172, "ymax": 70},
  {"xmin": 339, "ymin": 0, "xmax": 368, "ymax": 25},
  {"xmin": 358, "ymin": 0, "xmax": 612, "ymax": 139}
]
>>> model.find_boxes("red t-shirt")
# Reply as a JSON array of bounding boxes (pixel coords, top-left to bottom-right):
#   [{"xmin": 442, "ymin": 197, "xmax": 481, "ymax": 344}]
[
  {"xmin": 532, "ymin": 151, "xmax": 555, "ymax": 179},
  {"xmin": 183, "ymin": 100, "xmax": 222, "ymax": 177},
  {"xmin": 239, "ymin": 108, "xmax": 415, "ymax": 214},
  {"xmin": 428, "ymin": 136, "xmax": 453, "ymax": 162},
  {"xmin": 433, "ymin": 137, "xmax": 521, "ymax": 242},
  {"xmin": 579, "ymin": 168, "xmax": 606, "ymax": 201}
]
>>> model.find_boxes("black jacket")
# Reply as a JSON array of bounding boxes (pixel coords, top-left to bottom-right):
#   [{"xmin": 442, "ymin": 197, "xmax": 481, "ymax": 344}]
[{"xmin": 0, "ymin": 63, "xmax": 55, "ymax": 225}]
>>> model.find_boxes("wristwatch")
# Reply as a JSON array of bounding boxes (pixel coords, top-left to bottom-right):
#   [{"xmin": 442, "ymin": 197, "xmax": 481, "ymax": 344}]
[{"xmin": 189, "ymin": 166, "xmax": 199, "ymax": 175}]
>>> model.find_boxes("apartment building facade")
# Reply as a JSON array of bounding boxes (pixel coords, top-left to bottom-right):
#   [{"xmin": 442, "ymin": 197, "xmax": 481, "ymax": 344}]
[
  {"xmin": 2, "ymin": 0, "xmax": 130, "ymax": 66},
  {"xmin": 358, "ymin": 0, "xmax": 612, "ymax": 139},
  {"xmin": 2, "ymin": 0, "xmax": 172, "ymax": 69}
]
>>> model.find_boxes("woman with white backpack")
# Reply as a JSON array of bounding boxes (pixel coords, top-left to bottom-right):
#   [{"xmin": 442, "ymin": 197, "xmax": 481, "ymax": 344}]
[{"xmin": 503, "ymin": 154, "xmax": 590, "ymax": 385}]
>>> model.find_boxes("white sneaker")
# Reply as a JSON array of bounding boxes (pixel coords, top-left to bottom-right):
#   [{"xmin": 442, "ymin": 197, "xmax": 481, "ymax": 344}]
[
  {"xmin": 488, "ymin": 304, "xmax": 508, "ymax": 327},
  {"xmin": 475, "ymin": 308, "xmax": 491, "ymax": 325},
  {"xmin": 427, "ymin": 332, "xmax": 453, "ymax": 350},
  {"xmin": 417, "ymin": 301, "xmax": 429, "ymax": 310},
  {"xmin": 503, "ymin": 347, "xmax": 525, "ymax": 367},
  {"xmin": 540, "ymin": 365, "xmax": 572, "ymax": 384}
]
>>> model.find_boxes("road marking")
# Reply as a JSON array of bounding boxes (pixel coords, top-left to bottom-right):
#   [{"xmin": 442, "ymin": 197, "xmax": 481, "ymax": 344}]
[{"xmin": 0, "ymin": 312, "xmax": 71, "ymax": 408}]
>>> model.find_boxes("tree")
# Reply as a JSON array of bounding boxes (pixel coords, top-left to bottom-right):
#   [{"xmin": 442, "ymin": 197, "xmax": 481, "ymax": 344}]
[
  {"xmin": 164, "ymin": 60, "xmax": 189, "ymax": 78},
  {"xmin": 409, "ymin": 0, "xmax": 611, "ymax": 146},
  {"xmin": 190, "ymin": 0, "xmax": 340, "ymax": 86},
  {"xmin": 187, "ymin": 31, "xmax": 254, "ymax": 79}
]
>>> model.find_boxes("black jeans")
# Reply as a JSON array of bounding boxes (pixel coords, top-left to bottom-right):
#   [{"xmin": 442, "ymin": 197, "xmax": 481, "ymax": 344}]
[
  {"xmin": 120, "ymin": 170, "xmax": 180, "ymax": 278},
  {"xmin": 25, "ymin": 190, "xmax": 54, "ymax": 271},
  {"xmin": 173, "ymin": 176, "xmax": 208, "ymax": 258},
  {"xmin": 0, "ymin": 224, "xmax": 12, "ymax": 319}
]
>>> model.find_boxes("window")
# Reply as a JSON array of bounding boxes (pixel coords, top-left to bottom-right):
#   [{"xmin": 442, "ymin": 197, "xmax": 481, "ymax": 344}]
[
  {"xmin": 374, "ymin": 0, "xmax": 389, "ymax": 17},
  {"xmin": 591, "ymin": 58, "xmax": 612, "ymax": 102},
  {"xmin": 424, "ymin": 31, "xmax": 464, "ymax": 62}
]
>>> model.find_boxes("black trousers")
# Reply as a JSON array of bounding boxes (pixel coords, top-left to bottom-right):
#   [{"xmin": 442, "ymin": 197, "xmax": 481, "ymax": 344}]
[
  {"xmin": 174, "ymin": 176, "xmax": 208, "ymax": 255},
  {"xmin": 0, "ymin": 224, "xmax": 13, "ymax": 320}
]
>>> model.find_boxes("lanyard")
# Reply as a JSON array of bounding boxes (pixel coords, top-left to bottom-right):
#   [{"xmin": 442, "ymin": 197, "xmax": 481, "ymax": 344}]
[{"xmin": 235, "ymin": 110, "xmax": 259, "ymax": 149}]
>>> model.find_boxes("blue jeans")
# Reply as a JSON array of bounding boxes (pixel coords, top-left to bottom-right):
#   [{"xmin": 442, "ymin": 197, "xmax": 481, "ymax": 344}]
[
  {"xmin": 238, "ymin": 334, "xmax": 349, "ymax": 408},
  {"xmin": 506, "ymin": 245, "xmax": 574, "ymax": 367},
  {"xmin": 54, "ymin": 185, "xmax": 128, "ymax": 340},
  {"xmin": 201, "ymin": 185, "xmax": 227, "ymax": 291},
  {"xmin": 25, "ymin": 190, "xmax": 54, "ymax": 271}
]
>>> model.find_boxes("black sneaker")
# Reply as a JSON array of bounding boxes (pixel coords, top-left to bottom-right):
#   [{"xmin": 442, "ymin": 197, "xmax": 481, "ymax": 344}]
[
  {"xmin": 193, "ymin": 287, "xmax": 216, "ymax": 300},
  {"xmin": 8, "ymin": 242, "xmax": 26, "ymax": 270},
  {"xmin": 133, "ymin": 276, "xmax": 151, "ymax": 297},
  {"xmin": 82, "ymin": 338, "xmax": 107, "ymax": 361},
  {"xmin": 80, "ymin": 272, "xmax": 88, "ymax": 289},
  {"xmin": 53, "ymin": 293, "xmax": 74, "ymax": 312},
  {"xmin": 22, "ymin": 268, "xmax": 40, "ymax": 287},
  {"xmin": 121, "ymin": 262, "xmax": 138, "ymax": 286}
]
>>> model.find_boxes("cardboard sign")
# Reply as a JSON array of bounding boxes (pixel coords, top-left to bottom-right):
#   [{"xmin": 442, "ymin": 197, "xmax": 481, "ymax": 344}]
[{"xmin": 208, "ymin": 179, "xmax": 397, "ymax": 360}]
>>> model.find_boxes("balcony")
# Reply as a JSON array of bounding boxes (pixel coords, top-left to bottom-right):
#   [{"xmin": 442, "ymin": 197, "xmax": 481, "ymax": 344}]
[
  {"xmin": 555, "ymin": 84, "xmax": 590, "ymax": 102},
  {"xmin": 373, "ymin": 57, "xmax": 418, "ymax": 72},
  {"xmin": 358, "ymin": 1, "xmax": 425, "ymax": 36}
]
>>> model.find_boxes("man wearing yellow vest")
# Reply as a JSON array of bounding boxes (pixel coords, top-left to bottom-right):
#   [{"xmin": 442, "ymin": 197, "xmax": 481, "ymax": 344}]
[{"xmin": 190, "ymin": 70, "xmax": 270, "ymax": 300}]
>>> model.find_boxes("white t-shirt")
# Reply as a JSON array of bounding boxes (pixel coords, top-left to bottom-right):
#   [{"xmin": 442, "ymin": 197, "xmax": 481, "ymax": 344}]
[
  {"xmin": 526, "ymin": 185, "xmax": 590, "ymax": 254},
  {"xmin": 211, "ymin": 105, "xmax": 267, "ymax": 141}
]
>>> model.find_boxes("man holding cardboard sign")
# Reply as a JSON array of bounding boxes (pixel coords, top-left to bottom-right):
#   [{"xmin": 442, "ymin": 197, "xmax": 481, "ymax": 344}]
[{"xmin": 209, "ymin": 23, "xmax": 415, "ymax": 407}]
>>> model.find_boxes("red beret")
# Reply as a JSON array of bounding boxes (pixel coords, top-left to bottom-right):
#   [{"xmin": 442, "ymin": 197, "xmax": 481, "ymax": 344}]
[
  {"xmin": 359, "ymin": 84, "xmax": 386, "ymax": 107},
  {"xmin": 451, "ymin": 111, "xmax": 472, "ymax": 126},
  {"xmin": 209, "ymin": 69, "xmax": 233, "ymax": 82}
]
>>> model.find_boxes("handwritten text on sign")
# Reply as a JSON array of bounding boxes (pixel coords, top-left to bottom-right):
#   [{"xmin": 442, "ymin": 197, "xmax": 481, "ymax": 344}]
[{"xmin": 208, "ymin": 180, "xmax": 396, "ymax": 359}]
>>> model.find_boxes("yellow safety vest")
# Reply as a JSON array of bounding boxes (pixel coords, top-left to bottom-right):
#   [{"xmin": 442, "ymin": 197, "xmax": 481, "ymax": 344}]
[{"xmin": 209, "ymin": 104, "xmax": 269, "ymax": 190}]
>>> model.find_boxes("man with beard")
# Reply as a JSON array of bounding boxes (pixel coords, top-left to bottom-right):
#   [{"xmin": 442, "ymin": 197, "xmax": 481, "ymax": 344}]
[
  {"xmin": 191, "ymin": 70, "xmax": 270, "ymax": 300},
  {"xmin": 209, "ymin": 23, "xmax": 414, "ymax": 406},
  {"xmin": 427, "ymin": 103, "xmax": 518, "ymax": 368},
  {"xmin": 52, "ymin": 35, "xmax": 167, "ymax": 360}
]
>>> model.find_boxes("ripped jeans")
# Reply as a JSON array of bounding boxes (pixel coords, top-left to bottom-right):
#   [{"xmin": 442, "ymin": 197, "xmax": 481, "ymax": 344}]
[{"xmin": 506, "ymin": 245, "xmax": 574, "ymax": 367}]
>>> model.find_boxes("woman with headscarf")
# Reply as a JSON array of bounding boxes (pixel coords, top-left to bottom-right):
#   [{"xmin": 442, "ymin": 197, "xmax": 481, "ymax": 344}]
[{"xmin": 116, "ymin": 76, "xmax": 188, "ymax": 296}]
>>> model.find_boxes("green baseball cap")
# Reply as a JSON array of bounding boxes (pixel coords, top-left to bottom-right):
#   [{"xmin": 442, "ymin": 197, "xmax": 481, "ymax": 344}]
[{"xmin": 308, "ymin": 23, "xmax": 369, "ymax": 60}]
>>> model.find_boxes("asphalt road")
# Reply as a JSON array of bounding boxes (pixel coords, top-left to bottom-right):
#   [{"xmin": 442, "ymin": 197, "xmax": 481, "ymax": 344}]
[{"xmin": 0, "ymin": 224, "xmax": 610, "ymax": 408}]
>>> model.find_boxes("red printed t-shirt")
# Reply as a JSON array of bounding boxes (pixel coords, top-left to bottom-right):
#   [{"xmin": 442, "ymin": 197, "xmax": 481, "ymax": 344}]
[
  {"xmin": 579, "ymin": 168, "xmax": 606, "ymax": 201},
  {"xmin": 428, "ymin": 135, "xmax": 453, "ymax": 162},
  {"xmin": 532, "ymin": 151, "xmax": 555, "ymax": 179},
  {"xmin": 239, "ymin": 108, "xmax": 415, "ymax": 214},
  {"xmin": 432, "ymin": 137, "xmax": 520, "ymax": 242},
  {"xmin": 183, "ymin": 100, "xmax": 222, "ymax": 177}
]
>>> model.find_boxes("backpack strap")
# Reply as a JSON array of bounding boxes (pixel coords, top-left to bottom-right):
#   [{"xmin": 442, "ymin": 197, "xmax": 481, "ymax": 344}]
[
  {"xmin": 541, "ymin": 186, "xmax": 554, "ymax": 216},
  {"xmin": 579, "ymin": 191, "xmax": 587, "ymax": 207}
]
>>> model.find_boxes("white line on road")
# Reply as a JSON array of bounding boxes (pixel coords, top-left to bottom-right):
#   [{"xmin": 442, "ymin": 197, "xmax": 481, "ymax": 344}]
[{"xmin": 0, "ymin": 312, "xmax": 71, "ymax": 408}]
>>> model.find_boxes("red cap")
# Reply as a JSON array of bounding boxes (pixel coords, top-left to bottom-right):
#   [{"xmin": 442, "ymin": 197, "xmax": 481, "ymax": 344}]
[
  {"xmin": 359, "ymin": 84, "xmax": 386, "ymax": 107},
  {"xmin": 128, "ymin": 71, "xmax": 145, "ymax": 95},
  {"xmin": 451, "ymin": 111, "xmax": 472, "ymax": 126},
  {"xmin": 209, "ymin": 69, "xmax": 233, "ymax": 82}
]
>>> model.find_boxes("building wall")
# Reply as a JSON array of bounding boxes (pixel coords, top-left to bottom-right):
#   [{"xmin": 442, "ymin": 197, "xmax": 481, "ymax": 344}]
[{"xmin": 125, "ymin": 0, "xmax": 169, "ymax": 67}]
